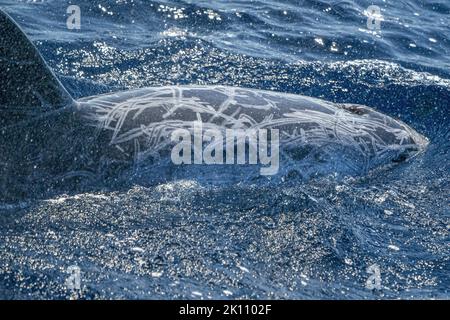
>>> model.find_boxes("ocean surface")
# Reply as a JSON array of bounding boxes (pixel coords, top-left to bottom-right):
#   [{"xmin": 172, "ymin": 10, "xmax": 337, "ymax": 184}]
[{"xmin": 0, "ymin": 0, "xmax": 449, "ymax": 299}]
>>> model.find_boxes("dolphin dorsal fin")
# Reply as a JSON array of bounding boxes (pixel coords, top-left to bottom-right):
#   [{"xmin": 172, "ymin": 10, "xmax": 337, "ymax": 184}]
[{"xmin": 0, "ymin": 9, "xmax": 73, "ymax": 128}]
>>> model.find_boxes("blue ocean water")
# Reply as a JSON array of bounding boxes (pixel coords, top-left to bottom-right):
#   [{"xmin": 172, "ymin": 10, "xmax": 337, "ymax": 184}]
[{"xmin": 0, "ymin": 0, "xmax": 449, "ymax": 299}]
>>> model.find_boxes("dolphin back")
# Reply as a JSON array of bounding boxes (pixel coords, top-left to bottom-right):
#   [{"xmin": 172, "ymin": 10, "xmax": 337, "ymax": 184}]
[{"xmin": 0, "ymin": 9, "xmax": 73, "ymax": 128}]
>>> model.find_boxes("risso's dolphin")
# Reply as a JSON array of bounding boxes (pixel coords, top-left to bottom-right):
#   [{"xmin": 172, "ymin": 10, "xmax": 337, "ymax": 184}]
[{"xmin": 0, "ymin": 9, "xmax": 428, "ymax": 201}]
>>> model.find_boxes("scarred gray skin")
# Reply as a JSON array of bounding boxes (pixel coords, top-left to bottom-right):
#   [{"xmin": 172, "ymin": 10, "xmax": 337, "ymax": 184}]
[{"xmin": 0, "ymin": 9, "xmax": 428, "ymax": 201}]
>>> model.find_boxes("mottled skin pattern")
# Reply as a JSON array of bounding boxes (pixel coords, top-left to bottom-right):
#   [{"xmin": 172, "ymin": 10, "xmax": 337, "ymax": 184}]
[
  {"xmin": 0, "ymin": 9, "xmax": 428, "ymax": 201},
  {"xmin": 78, "ymin": 86, "xmax": 427, "ymax": 176}
]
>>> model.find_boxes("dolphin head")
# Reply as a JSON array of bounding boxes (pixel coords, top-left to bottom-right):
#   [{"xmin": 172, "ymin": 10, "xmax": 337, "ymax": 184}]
[{"xmin": 338, "ymin": 103, "xmax": 429, "ymax": 165}]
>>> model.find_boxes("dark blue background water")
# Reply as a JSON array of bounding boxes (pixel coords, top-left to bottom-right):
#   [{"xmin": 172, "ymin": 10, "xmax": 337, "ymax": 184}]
[{"xmin": 0, "ymin": 0, "xmax": 448, "ymax": 299}]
